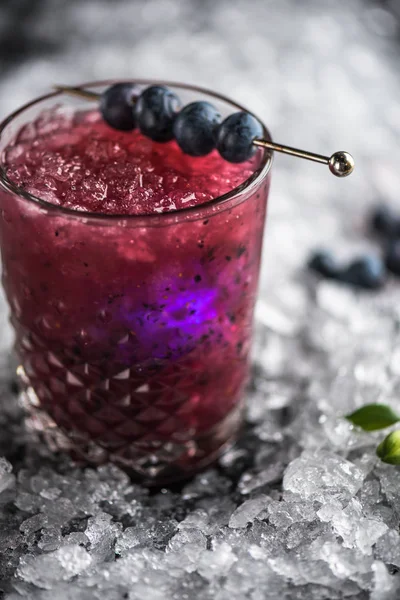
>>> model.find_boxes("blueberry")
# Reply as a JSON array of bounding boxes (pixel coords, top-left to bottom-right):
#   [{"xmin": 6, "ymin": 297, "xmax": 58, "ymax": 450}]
[
  {"xmin": 370, "ymin": 205, "xmax": 400, "ymax": 237},
  {"xmin": 216, "ymin": 112, "xmax": 263, "ymax": 163},
  {"xmin": 135, "ymin": 85, "xmax": 181, "ymax": 142},
  {"xmin": 340, "ymin": 256, "xmax": 386, "ymax": 290},
  {"xmin": 308, "ymin": 250, "xmax": 340, "ymax": 278},
  {"xmin": 100, "ymin": 83, "xmax": 138, "ymax": 131},
  {"xmin": 385, "ymin": 239, "xmax": 400, "ymax": 275},
  {"xmin": 173, "ymin": 102, "xmax": 221, "ymax": 156}
]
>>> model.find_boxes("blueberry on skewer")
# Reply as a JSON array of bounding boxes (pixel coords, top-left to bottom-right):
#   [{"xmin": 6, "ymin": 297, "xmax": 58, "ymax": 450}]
[
  {"xmin": 135, "ymin": 85, "xmax": 181, "ymax": 142},
  {"xmin": 217, "ymin": 112, "xmax": 263, "ymax": 163},
  {"xmin": 100, "ymin": 82, "xmax": 138, "ymax": 131},
  {"xmin": 174, "ymin": 101, "xmax": 221, "ymax": 156},
  {"xmin": 54, "ymin": 84, "xmax": 355, "ymax": 176}
]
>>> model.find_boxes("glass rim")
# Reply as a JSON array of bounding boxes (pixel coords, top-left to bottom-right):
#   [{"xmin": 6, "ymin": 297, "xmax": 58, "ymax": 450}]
[{"xmin": 0, "ymin": 79, "xmax": 273, "ymax": 224}]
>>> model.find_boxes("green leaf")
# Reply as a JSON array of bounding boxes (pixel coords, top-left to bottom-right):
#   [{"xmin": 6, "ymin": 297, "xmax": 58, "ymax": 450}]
[
  {"xmin": 377, "ymin": 430, "xmax": 400, "ymax": 464},
  {"xmin": 345, "ymin": 404, "xmax": 400, "ymax": 432}
]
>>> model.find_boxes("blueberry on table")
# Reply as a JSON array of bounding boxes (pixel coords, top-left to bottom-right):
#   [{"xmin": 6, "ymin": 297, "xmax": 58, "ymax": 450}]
[
  {"xmin": 370, "ymin": 204, "xmax": 400, "ymax": 237},
  {"xmin": 340, "ymin": 256, "xmax": 386, "ymax": 290},
  {"xmin": 100, "ymin": 83, "xmax": 138, "ymax": 131},
  {"xmin": 173, "ymin": 102, "xmax": 221, "ymax": 156},
  {"xmin": 385, "ymin": 239, "xmax": 400, "ymax": 275},
  {"xmin": 308, "ymin": 250, "xmax": 340, "ymax": 278},
  {"xmin": 135, "ymin": 85, "xmax": 181, "ymax": 142},
  {"xmin": 216, "ymin": 112, "xmax": 263, "ymax": 163}
]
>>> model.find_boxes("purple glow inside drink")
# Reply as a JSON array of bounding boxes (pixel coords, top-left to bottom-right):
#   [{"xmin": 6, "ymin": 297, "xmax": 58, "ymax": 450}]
[{"xmin": 0, "ymin": 83, "xmax": 271, "ymax": 482}]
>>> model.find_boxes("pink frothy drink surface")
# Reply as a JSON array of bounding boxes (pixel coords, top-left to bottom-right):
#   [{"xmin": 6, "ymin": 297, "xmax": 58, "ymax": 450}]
[
  {"xmin": 6, "ymin": 110, "xmax": 256, "ymax": 215},
  {"xmin": 0, "ymin": 107, "xmax": 270, "ymax": 480}
]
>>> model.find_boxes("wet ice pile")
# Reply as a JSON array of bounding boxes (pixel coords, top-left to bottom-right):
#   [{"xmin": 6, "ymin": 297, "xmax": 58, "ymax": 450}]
[{"xmin": 1, "ymin": 276, "xmax": 400, "ymax": 600}]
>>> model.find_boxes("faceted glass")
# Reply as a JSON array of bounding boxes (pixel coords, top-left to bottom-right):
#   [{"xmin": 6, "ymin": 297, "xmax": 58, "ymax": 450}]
[{"xmin": 0, "ymin": 81, "xmax": 272, "ymax": 483}]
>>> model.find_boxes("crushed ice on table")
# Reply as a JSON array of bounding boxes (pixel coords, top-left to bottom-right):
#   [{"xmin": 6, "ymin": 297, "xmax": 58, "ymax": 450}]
[
  {"xmin": 3, "ymin": 275, "xmax": 400, "ymax": 599},
  {"xmin": 2, "ymin": 0, "xmax": 400, "ymax": 598}
]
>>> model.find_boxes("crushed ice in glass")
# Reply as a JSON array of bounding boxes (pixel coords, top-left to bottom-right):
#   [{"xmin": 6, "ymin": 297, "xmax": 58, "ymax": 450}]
[{"xmin": 2, "ymin": 0, "xmax": 400, "ymax": 598}]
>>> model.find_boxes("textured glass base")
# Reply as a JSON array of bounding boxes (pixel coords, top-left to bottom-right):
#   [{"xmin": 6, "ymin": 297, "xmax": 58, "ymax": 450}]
[{"xmin": 19, "ymin": 387, "xmax": 244, "ymax": 484}]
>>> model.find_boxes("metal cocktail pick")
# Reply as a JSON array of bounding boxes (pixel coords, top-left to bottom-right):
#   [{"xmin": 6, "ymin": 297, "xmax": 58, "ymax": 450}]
[{"xmin": 54, "ymin": 85, "xmax": 355, "ymax": 177}]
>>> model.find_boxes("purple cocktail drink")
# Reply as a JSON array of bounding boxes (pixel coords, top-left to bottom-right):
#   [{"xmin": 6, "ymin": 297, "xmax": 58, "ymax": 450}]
[{"xmin": 0, "ymin": 82, "xmax": 271, "ymax": 482}]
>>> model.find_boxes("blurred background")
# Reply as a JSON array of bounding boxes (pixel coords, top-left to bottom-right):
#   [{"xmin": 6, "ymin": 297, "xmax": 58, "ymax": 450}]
[{"xmin": 0, "ymin": 0, "xmax": 399, "ymax": 296}]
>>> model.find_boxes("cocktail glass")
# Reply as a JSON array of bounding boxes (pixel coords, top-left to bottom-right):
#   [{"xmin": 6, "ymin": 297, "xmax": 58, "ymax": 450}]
[{"xmin": 0, "ymin": 80, "xmax": 272, "ymax": 483}]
